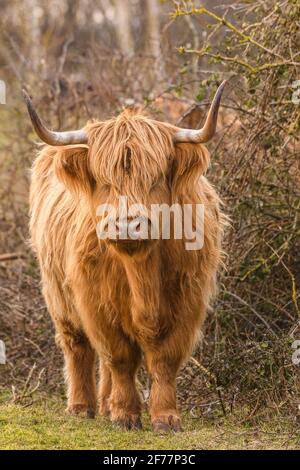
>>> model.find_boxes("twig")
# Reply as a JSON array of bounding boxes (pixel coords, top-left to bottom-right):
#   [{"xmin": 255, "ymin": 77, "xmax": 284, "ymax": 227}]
[
  {"xmin": 172, "ymin": 5, "xmax": 298, "ymax": 64},
  {"xmin": 0, "ymin": 252, "xmax": 25, "ymax": 262},
  {"xmin": 189, "ymin": 356, "xmax": 227, "ymax": 416},
  {"xmin": 223, "ymin": 289, "xmax": 278, "ymax": 336}
]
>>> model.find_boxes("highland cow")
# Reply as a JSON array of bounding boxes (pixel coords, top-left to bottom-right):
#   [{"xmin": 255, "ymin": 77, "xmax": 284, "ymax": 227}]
[{"xmin": 24, "ymin": 81, "xmax": 226, "ymax": 432}]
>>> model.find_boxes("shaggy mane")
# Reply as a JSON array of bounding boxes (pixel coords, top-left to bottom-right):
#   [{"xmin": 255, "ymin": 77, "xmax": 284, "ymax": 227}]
[{"xmin": 86, "ymin": 109, "xmax": 176, "ymax": 196}]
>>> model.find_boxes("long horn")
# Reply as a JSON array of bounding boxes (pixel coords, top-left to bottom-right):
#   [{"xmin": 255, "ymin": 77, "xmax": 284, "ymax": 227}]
[
  {"xmin": 22, "ymin": 90, "xmax": 88, "ymax": 146},
  {"xmin": 174, "ymin": 80, "xmax": 227, "ymax": 144}
]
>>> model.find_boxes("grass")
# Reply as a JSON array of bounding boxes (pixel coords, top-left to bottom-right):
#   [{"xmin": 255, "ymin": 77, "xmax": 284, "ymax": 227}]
[{"xmin": 0, "ymin": 391, "xmax": 298, "ymax": 450}]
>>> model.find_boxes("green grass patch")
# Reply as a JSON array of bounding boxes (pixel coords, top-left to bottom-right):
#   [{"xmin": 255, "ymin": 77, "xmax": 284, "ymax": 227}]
[{"xmin": 0, "ymin": 392, "xmax": 298, "ymax": 450}]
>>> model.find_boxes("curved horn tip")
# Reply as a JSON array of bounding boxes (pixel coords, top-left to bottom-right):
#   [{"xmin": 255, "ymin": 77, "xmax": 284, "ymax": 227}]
[
  {"xmin": 22, "ymin": 89, "xmax": 36, "ymax": 114},
  {"xmin": 219, "ymin": 79, "xmax": 227, "ymax": 89},
  {"xmin": 22, "ymin": 89, "xmax": 31, "ymax": 103},
  {"xmin": 21, "ymin": 88, "xmax": 88, "ymax": 146},
  {"xmin": 173, "ymin": 79, "xmax": 227, "ymax": 144},
  {"xmin": 212, "ymin": 80, "xmax": 227, "ymax": 105},
  {"xmin": 210, "ymin": 80, "xmax": 227, "ymax": 118},
  {"xmin": 216, "ymin": 79, "xmax": 227, "ymax": 97}
]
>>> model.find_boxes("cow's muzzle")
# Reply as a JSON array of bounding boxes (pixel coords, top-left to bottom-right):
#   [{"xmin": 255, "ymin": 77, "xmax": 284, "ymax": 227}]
[{"xmin": 98, "ymin": 216, "xmax": 154, "ymax": 255}]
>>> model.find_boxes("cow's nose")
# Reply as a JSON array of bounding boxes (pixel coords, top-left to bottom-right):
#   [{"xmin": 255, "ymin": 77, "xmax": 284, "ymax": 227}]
[{"xmin": 115, "ymin": 216, "xmax": 151, "ymax": 241}]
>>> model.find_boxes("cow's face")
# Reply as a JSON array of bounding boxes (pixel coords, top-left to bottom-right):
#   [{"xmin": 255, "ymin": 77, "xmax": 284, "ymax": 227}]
[
  {"xmin": 24, "ymin": 83, "xmax": 226, "ymax": 257},
  {"xmin": 87, "ymin": 113, "xmax": 175, "ymax": 257},
  {"xmin": 91, "ymin": 177, "xmax": 171, "ymax": 257},
  {"xmin": 54, "ymin": 111, "xmax": 210, "ymax": 258}
]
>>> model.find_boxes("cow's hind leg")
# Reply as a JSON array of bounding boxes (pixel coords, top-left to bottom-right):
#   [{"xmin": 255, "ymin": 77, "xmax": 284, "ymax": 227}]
[
  {"xmin": 98, "ymin": 361, "xmax": 112, "ymax": 416},
  {"xmin": 56, "ymin": 322, "xmax": 97, "ymax": 419}
]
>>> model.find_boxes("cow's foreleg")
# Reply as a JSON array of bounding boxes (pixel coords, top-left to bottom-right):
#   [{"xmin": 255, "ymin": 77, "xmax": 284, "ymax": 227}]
[
  {"xmin": 144, "ymin": 346, "xmax": 184, "ymax": 433},
  {"xmin": 56, "ymin": 326, "xmax": 97, "ymax": 419},
  {"xmin": 104, "ymin": 337, "xmax": 142, "ymax": 430}
]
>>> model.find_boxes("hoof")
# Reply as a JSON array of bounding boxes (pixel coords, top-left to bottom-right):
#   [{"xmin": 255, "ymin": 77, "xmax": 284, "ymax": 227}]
[
  {"xmin": 67, "ymin": 404, "xmax": 95, "ymax": 419},
  {"xmin": 112, "ymin": 415, "xmax": 142, "ymax": 430},
  {"xmin": 152, "ymin": 415, "xmax": 183, "ymax": 433}
]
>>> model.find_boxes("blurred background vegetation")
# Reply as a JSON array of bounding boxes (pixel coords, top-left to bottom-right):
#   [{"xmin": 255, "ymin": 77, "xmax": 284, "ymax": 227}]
[{"xmin": 0, "ymin": 0, "xmax": 299, "ymax": 423}]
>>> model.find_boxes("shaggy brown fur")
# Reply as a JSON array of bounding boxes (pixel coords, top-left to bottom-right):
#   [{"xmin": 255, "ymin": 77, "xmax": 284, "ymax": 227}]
[{"xmin": 29, "ymin": 109, "xmax": 225, "ymax": 432}]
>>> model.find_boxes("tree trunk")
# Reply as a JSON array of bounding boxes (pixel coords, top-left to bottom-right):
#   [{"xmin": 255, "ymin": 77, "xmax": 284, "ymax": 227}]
[{"xmin": 114, "ymin": 0, "xmax": 134, "ymax": 56}]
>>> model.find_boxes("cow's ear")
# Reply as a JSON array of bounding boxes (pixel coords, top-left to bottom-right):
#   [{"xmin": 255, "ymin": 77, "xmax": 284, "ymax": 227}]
[
  {"xmin": 170, "ymin": 143, "xmax": 210, "ymax": 200},
  {"xmin": 54, "ymin": 145, "xmax": 95, "ymax": 195}
]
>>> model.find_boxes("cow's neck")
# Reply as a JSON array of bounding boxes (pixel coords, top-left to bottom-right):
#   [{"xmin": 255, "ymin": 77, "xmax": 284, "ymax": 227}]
[{"xmin": 122, "ymin": 247, "xmax": 163, "ymax": 339}]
